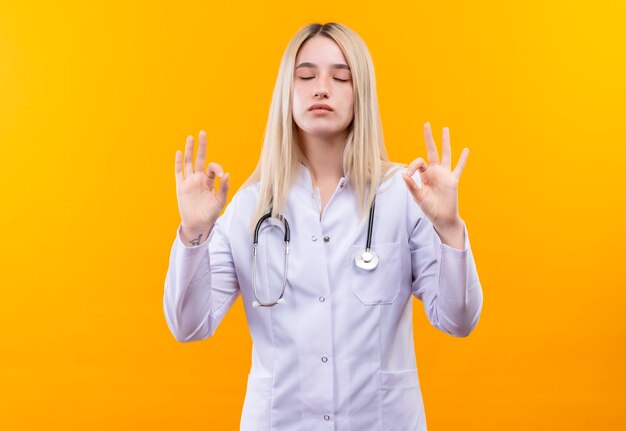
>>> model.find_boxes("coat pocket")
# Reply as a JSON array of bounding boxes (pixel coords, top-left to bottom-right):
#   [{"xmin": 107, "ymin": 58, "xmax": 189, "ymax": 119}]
[
  {"xmin": 351, "ymin": 242, "xmax": 401, "ymax": 305},
  {"xmin": 240, "ymin": 374, "xmax": 273, "ymax": 431},
  {"xmin": 379, "ymin": 368, "xmax": 425, "ymax": 431}
]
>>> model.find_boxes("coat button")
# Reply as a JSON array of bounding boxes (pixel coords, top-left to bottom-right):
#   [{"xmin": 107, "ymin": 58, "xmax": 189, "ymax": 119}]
[
  {"xmin": 319, "ymin": 296, "xmax": 326, "ymax": 302},
  {"xmin": 311, "ymin": 235, "xmax": 317, "ymax": 242},
  {"xmin": 324, "ymin": 415, "xmax": 331, "ymax": 421},
  {"xmin": 323, "ymin": 236, "xmax": 330, "ymax": 242},
  {"xmin": 321, "ymin": 356, "xmax": 328, "ymax": 363}
]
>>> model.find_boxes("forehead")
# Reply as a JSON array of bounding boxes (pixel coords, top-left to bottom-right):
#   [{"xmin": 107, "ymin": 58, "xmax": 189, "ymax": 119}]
[{"xmin": 295, "ymin": 36, "xmax": 349, "ymax": 68}]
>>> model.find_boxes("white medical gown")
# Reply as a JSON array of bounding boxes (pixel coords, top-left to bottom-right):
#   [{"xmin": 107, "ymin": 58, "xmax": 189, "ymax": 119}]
[{"xmin": 163, "ymin": 163, "xmax": 483, "ymax": 430}]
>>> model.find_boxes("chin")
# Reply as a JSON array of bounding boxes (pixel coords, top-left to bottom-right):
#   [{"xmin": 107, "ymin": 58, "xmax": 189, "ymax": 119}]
[{"xmin": 296, "ymin": 120, "xmax": 350, "ymax": 139}]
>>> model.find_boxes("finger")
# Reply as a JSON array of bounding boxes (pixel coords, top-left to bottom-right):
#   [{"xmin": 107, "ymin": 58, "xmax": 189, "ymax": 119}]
[
  {"xmin": 406, "ymin": 157, "xmax": 428, "ymax": 176},
  {"xmin": 423, "ymin": 122, "xmax": 440, "ymax": 165},
  {"xmin": 441, "ymin": 126, "xmax": 451, "ymax": 168},
  {"xmin": 184, "ymin": 135, "xmax": 194, "ymax": 176},
  {"xmin": 195, "ymin": 130, "xmax": 208, "ymax": 173},
  {"xmin": 452, "ymin": 147, "xmax": 470, "ymax": 179},
  {"xmin": 206, "ymin": 162, "xmax": 224, "ymax": 190},
  {"xmin": 215, "ymin": 172, "xmax": 230, "ymax": 208},
  {"xmin": 175, "ymin": 150, "xmax": 183, "ymax": 182},
  {"xmin": 402, "ymin": 173, "xmax": 424, "ymax": 205}
]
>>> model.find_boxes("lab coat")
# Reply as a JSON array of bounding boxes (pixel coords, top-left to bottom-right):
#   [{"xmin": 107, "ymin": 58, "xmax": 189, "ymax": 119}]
[{"xmin": 163, "ymin": 163, "xmax": 483, "ymax": 431}]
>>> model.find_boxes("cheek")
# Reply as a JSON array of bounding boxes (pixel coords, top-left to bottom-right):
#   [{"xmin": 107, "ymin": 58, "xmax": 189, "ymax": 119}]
[
  {"xmin": 291, "ymin": 90, "xmax": 308, "ymax": 126},
  {"xmin": 292, "ymin": 88, "xmax": 306, "ymax": 113},
  {"xmin": 343, "ymin": 90, "xmax": 355, "ymax": 116}
]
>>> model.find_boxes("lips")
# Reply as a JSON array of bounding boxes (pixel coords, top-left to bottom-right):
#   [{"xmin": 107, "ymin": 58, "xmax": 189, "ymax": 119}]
[{"xmin": 308, "ymin": 104, "xmax": 333, "ymax": 111}]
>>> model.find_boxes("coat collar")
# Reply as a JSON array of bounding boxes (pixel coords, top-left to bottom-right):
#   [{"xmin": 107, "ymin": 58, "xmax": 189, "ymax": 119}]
[{"xmin": 295, "ymin": 162, "xmax": 350, "ymax": 192}]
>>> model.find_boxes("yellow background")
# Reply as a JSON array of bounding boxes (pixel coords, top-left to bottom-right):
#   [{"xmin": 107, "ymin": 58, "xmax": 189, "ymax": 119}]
[{"xmin": 1, "ymin": 0, "xmax": 625, "ymax": 429}]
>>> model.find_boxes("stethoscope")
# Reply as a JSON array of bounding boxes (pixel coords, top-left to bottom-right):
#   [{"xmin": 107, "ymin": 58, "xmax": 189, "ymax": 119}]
[{"xmin": 251, "ymin": 196, "xmax": 378, "ymax": 308}]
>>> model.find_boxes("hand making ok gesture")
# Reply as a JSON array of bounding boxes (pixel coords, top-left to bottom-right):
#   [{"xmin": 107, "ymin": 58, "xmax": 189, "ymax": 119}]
[
  {"xmin": 402, "ymin": 122, "xmax": 468, "ymax": 247},
  {"xmin": 175, "ymin": 130, "xmax": 230, "ymax": 238}
]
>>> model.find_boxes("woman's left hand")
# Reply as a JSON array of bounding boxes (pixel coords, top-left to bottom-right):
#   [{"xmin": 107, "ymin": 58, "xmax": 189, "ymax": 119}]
[{"xmin": 402, "ymin": 122, "xmax": 469, "ymax": 236}]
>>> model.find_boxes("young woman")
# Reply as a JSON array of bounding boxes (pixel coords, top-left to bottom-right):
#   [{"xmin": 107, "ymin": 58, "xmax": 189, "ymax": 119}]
[{"xmin": 164, "ymin": 22, "xmax": 483, "ymax": 431}]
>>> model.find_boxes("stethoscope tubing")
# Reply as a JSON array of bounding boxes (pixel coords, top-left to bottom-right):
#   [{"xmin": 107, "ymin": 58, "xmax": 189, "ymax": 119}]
[
  {"xmin": 252, "ymin": 211, "xmax": 290, "ymax": 307},
  {"xmin": 251, "ymin": 196, "xmax": 377, "ymax": 307}
]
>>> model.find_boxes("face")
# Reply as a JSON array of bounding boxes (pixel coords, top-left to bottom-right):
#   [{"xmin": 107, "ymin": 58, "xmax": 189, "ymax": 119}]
[{"xmin": 292, "ymin": 36, "xmax": 354, "ymax": 140}]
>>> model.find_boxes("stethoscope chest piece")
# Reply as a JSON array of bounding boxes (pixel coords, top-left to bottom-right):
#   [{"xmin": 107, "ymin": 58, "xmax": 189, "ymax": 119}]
[
  {"xmin": 354, "ymin": 249, "xmax": 379, "ymax": 270},
  {"xmin": 353, "ymin": 195, "xmax": 379, "ymax": 271}
]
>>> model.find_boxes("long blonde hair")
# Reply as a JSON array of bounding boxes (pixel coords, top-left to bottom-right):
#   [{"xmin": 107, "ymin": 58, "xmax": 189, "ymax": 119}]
[{"xmin": 241, "ymin": 22, "xmax": 400, "ymax": 234}]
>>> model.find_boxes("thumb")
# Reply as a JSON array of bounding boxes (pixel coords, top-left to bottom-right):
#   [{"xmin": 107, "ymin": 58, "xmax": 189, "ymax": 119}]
[{"xmin": 216, "ymin": 172, "xmax": 230, "ymax": 207}]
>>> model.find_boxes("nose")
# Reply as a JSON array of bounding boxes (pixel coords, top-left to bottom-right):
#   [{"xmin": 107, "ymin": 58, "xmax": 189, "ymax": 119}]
[{"xmin": 313, "ymin": 88, "xmax": 329, "ymax": 98}]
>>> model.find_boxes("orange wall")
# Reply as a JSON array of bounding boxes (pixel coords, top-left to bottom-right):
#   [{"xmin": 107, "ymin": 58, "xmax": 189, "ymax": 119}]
[{"xmin": 1, "ymin": 1, "xmax": 625, "ymax": 429}]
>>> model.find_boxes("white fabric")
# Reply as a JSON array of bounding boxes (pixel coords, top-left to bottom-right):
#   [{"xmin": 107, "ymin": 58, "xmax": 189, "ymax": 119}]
[{"xmin": 163, "ymin": 163, "xmax": 483, "ymax": 430}]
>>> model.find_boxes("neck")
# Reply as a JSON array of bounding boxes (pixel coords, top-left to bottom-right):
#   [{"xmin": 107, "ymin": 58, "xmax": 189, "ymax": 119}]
[{"xmin": 298, "ymin": 130, "xmax": 346, "ymax": 186}]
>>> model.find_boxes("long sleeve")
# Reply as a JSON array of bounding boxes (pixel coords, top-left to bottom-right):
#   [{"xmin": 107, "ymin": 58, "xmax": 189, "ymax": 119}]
[
  {"xmin": 163, "ymin": 197, "xmax": 241, "ymax": 343},
  {"xmin": 410, "ymin": 215, "xmax": 484, "ymax": 338}
]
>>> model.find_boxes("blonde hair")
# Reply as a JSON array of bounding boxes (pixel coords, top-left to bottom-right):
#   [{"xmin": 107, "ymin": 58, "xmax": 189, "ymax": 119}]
[{"xmin": 241, "ymin": 22, "xmax": 401, "ymax": 234}]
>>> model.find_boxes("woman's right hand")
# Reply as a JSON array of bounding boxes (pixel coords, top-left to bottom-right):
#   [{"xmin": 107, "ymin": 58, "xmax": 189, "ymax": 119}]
[{"xmin": 175, "ymin": 130, "xmax": 230, "ymax": 234}]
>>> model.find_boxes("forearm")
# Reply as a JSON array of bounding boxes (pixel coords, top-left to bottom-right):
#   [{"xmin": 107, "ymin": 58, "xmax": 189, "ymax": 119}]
[
  {"xmin": 163, "ymin": 226, "xmax": 215, "ymax": 342},
  {"xmin": 434, "ymin": 233, "xmax": 483, "ymax": 337}
]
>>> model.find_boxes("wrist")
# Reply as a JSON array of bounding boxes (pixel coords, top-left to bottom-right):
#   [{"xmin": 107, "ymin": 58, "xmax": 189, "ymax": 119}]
[
  {"xmin": 180, "ymin": 223, "xmax": 214, "ymax": 246},
  {"xmin": 433, "ymin": 215, "xmax": 463, "ymax": 232},
  {"xmin": 181, "ymin": 222, "xmax": 213, "ymax": 231},
  {"xmin": 433, "ymin": 217, "xmax": 465, "ymax": 249}
]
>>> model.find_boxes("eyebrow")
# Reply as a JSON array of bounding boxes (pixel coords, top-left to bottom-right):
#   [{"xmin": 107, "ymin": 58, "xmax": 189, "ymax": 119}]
[{"xmin": 295, "ymin": 62, "xmax": 351, "ymax": 71}]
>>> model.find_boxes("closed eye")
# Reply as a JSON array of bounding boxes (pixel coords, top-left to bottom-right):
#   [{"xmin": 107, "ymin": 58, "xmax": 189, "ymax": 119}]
[{"xmin": 298, "ymin": 77, "xmax": 350, "ymax": 82}]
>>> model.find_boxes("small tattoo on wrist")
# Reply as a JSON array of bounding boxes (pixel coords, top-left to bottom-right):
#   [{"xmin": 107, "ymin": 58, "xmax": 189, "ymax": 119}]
[{"xmin": 190, "ymin": 234, "xmax": 202, "ymax": 246}]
